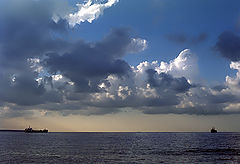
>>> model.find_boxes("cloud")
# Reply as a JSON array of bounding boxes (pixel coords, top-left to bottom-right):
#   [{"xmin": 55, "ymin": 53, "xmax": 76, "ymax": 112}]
[
  {"xmin": 39, "ymin": 49, "xmax": 240, "ymax": 116},
  {"xmin": 157, "ymin": 49, "xmax": 199, "ymax": 82},
  {"xmin": 0, "ymin": 106, "xmax": 35, "ymax": 118},
  {"xmin": 1, "ymin": 0, "xmax": 240, "ymax": 117},
  {"xmin": 146, "ymin": 69, "xmax": 192, "ymax": 93},
  {"xmin": 42, "ymin": 28, "xmax": 141, "ymax": 92},
  {"xmin": 225, "ymin": 61, "xmax": 240, "ymax": 95},
  {"xmin": 0, "ymin": 0, "xmax": 71, "ymax": 106},
  {"xmin": 67, "ymin": 0, "xmax": 119, "ymax": 27},
  {"xmin": 215, "ymin": 31, "xmax": 240, "ymax": 61},
  {"xmin": 128, "ymin": 38, "xmax": 148, "ymax": 53},
  {"xmin": 166, "ymin": 33, "xmax": 208, "ymax": 44},
  {"xmin": 192, "ymin": 33, "xmax": 208, "ymax": 44},
  {"xmin": 0, "ymin": 0, "xmax": 146, "ymax": 109},
  {"xmin": 85, "ymin": 49, "xmax": 195, "ymax": 110}
]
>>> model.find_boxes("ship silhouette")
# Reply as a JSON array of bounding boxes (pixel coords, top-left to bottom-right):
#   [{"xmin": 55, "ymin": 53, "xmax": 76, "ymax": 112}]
[
  {"xmin": 24, "ymin": 126, "xmax": 48, "ymax": 133},
  {"xmin": 210, "ymin": 127, "xmax": 217, "ymax": 133}
]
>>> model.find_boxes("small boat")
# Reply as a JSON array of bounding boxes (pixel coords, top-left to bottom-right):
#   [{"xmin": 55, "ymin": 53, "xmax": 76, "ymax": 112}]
[
  {"xmin": 210, "ymin": 127, "xmax": 217, "ymax": 133},
  {"xmin": 24, "ymin": 126, "xmax": 48, "ymax": 133}
]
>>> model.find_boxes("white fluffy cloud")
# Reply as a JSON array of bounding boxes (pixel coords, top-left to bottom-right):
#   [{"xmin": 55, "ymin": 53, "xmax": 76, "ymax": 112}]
[
  {"xmin": 85, "ymin": 49, "xmax": 240, "ymax": 115},
  {"xmin": 68, "ymin": 0, "xmax": 119, "ymax": 27},
  {"xmin": 133, "ymin": 49, "xmax": 198, "ymax": 87},
  {"xmin": 128, "ymin": 38, "xmax": 148, "ymax": 53},
  {"xmin": 3, "ymin": 43, "xmax": 240, "ymax": 116},
  {"xmin": 157, "ymin": 49, "xmax": 199, "ymax": 82},
  {"xmin": 222, "ymin": 61, "xmax": 240, "ymax": 112},
  {"xmin": 89, "ymin": 49, "xmax": 195, "ymax": 107},
  {"xmin": 226, "ymin": 61, "xmax": 240, "ymax": 91}
]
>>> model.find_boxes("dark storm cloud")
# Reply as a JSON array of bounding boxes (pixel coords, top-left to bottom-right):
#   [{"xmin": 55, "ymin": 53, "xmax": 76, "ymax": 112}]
[
  {"xmin": 87, "ymin": 94, "xmax": 180, "ymax": 109},
  {"xmin": 211, "ymin": 85, "xmax": 227, "ymax": 92},
  {"xmin": 0, "ymin": 0, "xmax": 70, "ymax": 106},
  {"xmin": 166, "ymin": 33, "xmax": 208, "ymax": 44},
  {"xmin": 1, "ymin": 0, "xmax": 240, "ymax": 117},
  {"xmin": 141, "ymin": 105, "xmax": 238, "ymax": 115},
  {"xmin": 0, "ymin": 0, "xmax": 135, "ymax": 107},
  {"xmin": 83, "ymin": 69, "xmax": 192, "ymax": 110},
  {"xmin": 0, "ymin": 109, "xmax": 35, "ymax": 119},
  {"xmin": 146, "ymin": 69, "xmax": 192, "ymax": 93},
  {"xmin": 215, "ymin": 31, "xmax": 240, "ymax": 61},
  {"xmin": 42, "ymin": 28, "xmax": 132, "ymax": 92},
  {"xmin": 0, "ymin": 0, "xmax": 69, "ymax": 71},
  {"xmin": 0, "ymin": 72, "xmax": 45, "ymax": 106},
  {"xmin": 0, "ymin": 71, "xmax": 63, "ymax": 106},
  {"xmin": 207, "ymin": 93, "xmax": 239, "ymax": 104}
]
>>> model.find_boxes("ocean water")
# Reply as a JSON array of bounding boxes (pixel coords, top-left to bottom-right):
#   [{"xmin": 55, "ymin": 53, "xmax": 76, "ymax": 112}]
[{"xmin": 0, "ymin": 132, "xmax": 240, "ymax": 163}]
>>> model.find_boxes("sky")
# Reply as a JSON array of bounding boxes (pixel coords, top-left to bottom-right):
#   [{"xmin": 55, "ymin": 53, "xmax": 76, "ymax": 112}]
[{"xmin": 1, "ymin": 0, "xmax": 240, "ymax": 132}]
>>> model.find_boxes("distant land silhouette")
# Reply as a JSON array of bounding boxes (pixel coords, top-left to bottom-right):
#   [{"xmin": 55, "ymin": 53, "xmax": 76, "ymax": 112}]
[{"xmin": 0, "ymin": 130, "xmax": 24, "ymax": 132}]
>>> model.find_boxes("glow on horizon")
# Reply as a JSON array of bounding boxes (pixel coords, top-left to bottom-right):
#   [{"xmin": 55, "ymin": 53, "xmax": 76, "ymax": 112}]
[{"xmin": 1, "ymin": 111, "xmax": 240, "ymax": 132}]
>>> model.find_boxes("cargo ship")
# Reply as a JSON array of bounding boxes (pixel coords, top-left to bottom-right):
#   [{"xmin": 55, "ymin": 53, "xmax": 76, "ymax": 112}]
[{"xmin": 24, "ymin": 126, "xmax": 48, "ymax": 133}]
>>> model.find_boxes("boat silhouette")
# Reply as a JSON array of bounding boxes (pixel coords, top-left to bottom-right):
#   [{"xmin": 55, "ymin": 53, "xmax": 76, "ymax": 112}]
[
  {"xmin": 210, "ymin": 127, "xmax": 217, "ymax": 133},
  {"xmin": 24, "ymin": 126, "xmax": 48, "ymax": 133}
]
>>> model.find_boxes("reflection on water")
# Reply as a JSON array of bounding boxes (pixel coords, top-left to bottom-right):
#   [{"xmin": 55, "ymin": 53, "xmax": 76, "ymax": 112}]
[{"xmin": 0, "ymin": 132, "xmax": 240, "ymax": 163}]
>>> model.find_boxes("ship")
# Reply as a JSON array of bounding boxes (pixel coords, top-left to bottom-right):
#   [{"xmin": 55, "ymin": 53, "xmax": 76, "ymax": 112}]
[
  {"xmin": 210, "ymin": 127, "xmax": 217, "ymax": 133},
  {"xmin": 24, "ymin": 126, "xmax": 48, "ymax": 133}
]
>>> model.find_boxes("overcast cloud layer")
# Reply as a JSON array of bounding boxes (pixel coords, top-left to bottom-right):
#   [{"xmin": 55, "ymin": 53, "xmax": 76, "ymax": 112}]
[{"xmin": 0, "ymin": 0, "xmax": 240, "ymax": 118}]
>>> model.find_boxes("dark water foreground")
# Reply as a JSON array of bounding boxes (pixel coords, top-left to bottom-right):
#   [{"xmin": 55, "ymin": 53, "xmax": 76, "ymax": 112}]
[{"xmin": 0, "ymin": 132, "xmax": 240, "ymax": 163}]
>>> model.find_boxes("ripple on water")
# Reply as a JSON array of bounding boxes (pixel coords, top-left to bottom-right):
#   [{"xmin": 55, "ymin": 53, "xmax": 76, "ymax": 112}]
[{"xmin": 0, "ymin": 132, "xmax": 240, "ymax": 163}]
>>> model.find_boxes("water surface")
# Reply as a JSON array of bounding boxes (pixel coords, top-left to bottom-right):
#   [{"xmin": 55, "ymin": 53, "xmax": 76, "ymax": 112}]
[{"xmin": 1, "ymin": 132, "xmax": 240, "ymax": 163}]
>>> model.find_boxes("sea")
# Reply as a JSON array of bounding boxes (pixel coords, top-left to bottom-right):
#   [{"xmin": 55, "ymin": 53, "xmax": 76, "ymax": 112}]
[{"xmin": 0, "ymin": 132, "xmax": 240, "ymax": 163}]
